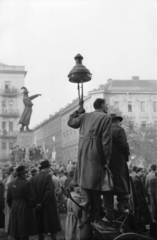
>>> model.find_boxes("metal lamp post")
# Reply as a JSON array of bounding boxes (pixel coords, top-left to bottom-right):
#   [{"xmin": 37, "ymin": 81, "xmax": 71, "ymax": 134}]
[{"xmin": 68, "ymin": 54, "xmax": 92, "ymax": 102}]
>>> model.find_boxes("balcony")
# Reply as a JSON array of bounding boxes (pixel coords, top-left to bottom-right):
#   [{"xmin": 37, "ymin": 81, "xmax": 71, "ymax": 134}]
[
  {"xmin": 0, "ymin": 109, "xmax": 19, "ymax": 118},
  {"xmin": 0, "ymin": 130, "xmax": 18, "ymax": 139},
  {"xmin": 0, "ymin": 88, "xmax": 18, "ymax": 97},
  {"xmin": 139, "ymin": 112, "xmax": 148, "ymax": 118},
  {"xmin": 152, "ymin": 112, "xmax": 157, "ymax": 118}
]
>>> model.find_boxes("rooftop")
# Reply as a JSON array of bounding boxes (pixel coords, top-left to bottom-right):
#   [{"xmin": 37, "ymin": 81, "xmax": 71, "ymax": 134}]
[{"xmin": 91, "ymin": 77, "xmax": 157, "ymax": 93}]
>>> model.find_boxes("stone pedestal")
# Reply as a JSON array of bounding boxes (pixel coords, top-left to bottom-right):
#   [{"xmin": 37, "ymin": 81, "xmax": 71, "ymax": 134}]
[{"xmin": 16, "ymin": 131, "xmax": 34, "ymax": 148}]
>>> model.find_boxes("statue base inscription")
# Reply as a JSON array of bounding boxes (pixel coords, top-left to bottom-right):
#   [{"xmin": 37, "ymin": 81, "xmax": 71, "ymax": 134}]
[{"xmin": 16, "ymin": 131, "xmax": 34, "ymax": 148}]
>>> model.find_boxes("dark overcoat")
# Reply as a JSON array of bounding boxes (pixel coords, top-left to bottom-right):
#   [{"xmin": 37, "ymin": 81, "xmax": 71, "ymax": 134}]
[
  {"xmin": 7, "ymin": 177, "xmax": 36, "ymax": 237},
  {"xmin": 19, "ymin": 94, "xmax": 38, "ymax": 125},
  {"xmin": 31, "ymin": 171, "xmax": 61, "ymax": 234},
  {"xmin": 133, "ymin": 175, "xmax": 152, "ymax": 224},
  {"xmin": 0, "ymin": 181, "xmax": 4, "ymax": 228},
  {"xmin": 68, "ymin": 109, "xmax": 112, "ymax": 190},
  {"xmin": 109, "ymin": 124, "xmax": 130, "ymax": 194},
  {"xmin": 150, "ymin": 177, "xmax": 157, "ymax": 221}
]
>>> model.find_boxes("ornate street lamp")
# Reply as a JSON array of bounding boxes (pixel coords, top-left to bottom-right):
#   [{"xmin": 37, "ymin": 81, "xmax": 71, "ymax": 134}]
[{"xmin": 68, "ymin": 54, "xmax": 92, "ymax": 102}]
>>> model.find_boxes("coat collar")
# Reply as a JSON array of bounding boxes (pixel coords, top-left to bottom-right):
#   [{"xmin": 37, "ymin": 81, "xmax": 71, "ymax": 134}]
[{"xmin": 94, "ymin": 109, "xmax": 104, "ymax": 113}]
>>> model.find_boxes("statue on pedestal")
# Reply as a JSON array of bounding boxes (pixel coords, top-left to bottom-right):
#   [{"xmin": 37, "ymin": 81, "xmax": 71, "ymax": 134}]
[{"xmin": 19, "ymin": 87, "xmax": 41, "ymax": 131}]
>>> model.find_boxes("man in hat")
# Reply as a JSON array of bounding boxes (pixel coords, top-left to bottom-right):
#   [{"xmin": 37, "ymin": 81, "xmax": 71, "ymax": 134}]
[
  {"xmin": 7, "ymin": 165, "xmax": 36, "ymax": 240},
  {"xmin": 68, "ymin": 98, "xmax": 112, "ymax": 239},
  {"xmin": 31, "ymin": 160, "xmax": 61, "ymax": 240},
  {"xmin": 133, "ymin": 167, "xmax": 152, "ymax": 229},
  {"xmin": 19, "ymin": 87, "xmax": 41, "ymax": 131},
  {"xmin": 103, "ymin": 113, "xmax": 130, "ymax": 220}
]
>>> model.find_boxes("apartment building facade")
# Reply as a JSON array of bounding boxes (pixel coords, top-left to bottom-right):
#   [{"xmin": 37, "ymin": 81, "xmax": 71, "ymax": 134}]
[
  {"xmin": 33, "ymin": 77, "xmax": 157, "ymax": 164},
  {"xmin": 33, "ymin": 113, "xmax": 62, "ymax": 163},
  {"xmin": 0, "ymin": 63, "xmax": 26, "ymax": 163}
]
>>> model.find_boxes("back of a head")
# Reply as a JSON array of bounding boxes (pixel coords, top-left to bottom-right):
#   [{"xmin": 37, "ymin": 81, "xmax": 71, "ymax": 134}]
[
  {"xmin": 151, "ymin": 164, "xmax": 156, "ymax": 172},
  {"xmin": 68, "ymin": 170, "xmax": 74, "ymax": 178},
  {"xmin": 93, "ymin": 98, "xmax": 105, "ymax": 109},
  {"xmin": 132, "ymin": 166, "xmax": 137, "ymax": 172},
  {"xmin": 64, "ymin": 171, "xmax": 68, "ymax": 176}
]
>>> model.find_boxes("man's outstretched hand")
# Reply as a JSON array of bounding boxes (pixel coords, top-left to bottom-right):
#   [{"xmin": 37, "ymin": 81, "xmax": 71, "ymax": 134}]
[{"xmin": 78, "ymin": 100, "xmax": 85, "ymax": 114}]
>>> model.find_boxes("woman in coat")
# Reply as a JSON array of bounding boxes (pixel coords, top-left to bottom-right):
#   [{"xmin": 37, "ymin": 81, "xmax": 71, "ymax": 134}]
[
  {"xmin": 65, "ymin": 185, "xmax": 82, "ymax": 240},
  {"xmin": 7, "ymin": 166, "xmax": 36, "ymax": 240}
]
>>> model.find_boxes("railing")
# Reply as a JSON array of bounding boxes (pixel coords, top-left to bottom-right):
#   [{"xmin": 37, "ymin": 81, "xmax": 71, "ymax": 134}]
[
  {"xmin": 0, "ymin": 130, "xmax": 18, "ymax": 138},
  {"xmin": 0, "ymin": 109, "xmax": 19, "ymax": 117},
  {"xmin": 0, "ymin": 88, "xmax": 18, "ymax": 96}
]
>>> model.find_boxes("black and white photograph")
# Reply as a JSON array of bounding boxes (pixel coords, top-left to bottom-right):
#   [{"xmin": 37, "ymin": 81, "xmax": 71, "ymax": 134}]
[{"xmin": 0, "ymin": 0, "xmax": 157, "ymax": 239}]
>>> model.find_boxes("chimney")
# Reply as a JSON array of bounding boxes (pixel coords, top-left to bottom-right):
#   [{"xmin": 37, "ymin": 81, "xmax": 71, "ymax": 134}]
[
  {"xmin": 107, "ymin": 78, "xmax": 112, "ymax": 83},
  {"xmin": 132, "ymin": 76, "xmax": 139, "ymax": 81}
]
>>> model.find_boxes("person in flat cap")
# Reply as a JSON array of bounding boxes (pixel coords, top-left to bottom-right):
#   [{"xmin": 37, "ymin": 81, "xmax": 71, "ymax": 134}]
[
  {"xmin": 6, "ymin": 165, "xmax": 36, "ymax": 240},
  {"xmin": 103, "ymin": 113, "xmax": 130, "ymax": 220},
  {"xmin": 133, "ymin": 167, "xmax": 152, "ymax": 228},
  {"xmin": 19, "ymin": 87, "xmax": 41, "ymax": 131},
  {"xmin": 31, "ymin": 160, "xmax": 61, "ymax": 240}
]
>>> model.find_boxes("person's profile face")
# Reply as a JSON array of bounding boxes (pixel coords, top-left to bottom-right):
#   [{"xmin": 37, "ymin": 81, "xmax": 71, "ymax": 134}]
[{"xmin": 102, "ymin": 102, "xmax": 108, "ymax": 113}]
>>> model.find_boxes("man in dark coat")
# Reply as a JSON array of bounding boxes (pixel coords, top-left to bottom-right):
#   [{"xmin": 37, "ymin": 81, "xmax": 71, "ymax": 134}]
[
  {"xmin": 7, "ymin": 165, "xmax": 36, "ymax": 240},
  {"xmin": 133, "ymin": 167, "xmax": 152, "ymax": 226},
  {"xmin": 19, "ymin": 87, "xmax": 41, "ymax": 131},
  {"xmin": 0, "ymin": 180, "xmax": 4, "ymax": 229},
  {"xmin": 68, "ymin": 98, "xmax": 112, "ymax": 238},
  {"xmin": 103, "ymin": 114, "xmax": 130, "ymax": 220},
  {"xmin": 31, "ymin": 160, "xmax": 61, "ymax": 240}
]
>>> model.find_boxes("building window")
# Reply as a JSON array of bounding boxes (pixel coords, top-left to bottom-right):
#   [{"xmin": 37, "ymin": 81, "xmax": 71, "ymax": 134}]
[
  {"xmin": 2, "ymin": 121, "xmax": 6, "ymax": 130},
  {"xmin": 153, "ymin": 102, "xmax": 157, "ymax": 112},
  {"xmin": 2, "ymin": 99, "xmax": 6, "ymax": 107},
  {"xmin": 114, "ymin": 101, "xmax": 119, "ymax": 109},
  {"xmin": 141, "ymin": 121, "xmax": 146, "ymax": 128},
  {"xmin": 2, "ymin": 142, "xmax": 6, "ymax": 150},
  {"xmin": 128, "ymin": 101, "xmax": 133, "ymax": 112},
  {"xmin": 140, "ymin": 101, "xmax": 145, "ymax": 112},
  {"xmin": 8, "ymin": 99, "xmax": 13, "ymax": 107},
  {"xmin": 5, "ymin": 81, "xmax": 11, "ymax": 91},
  {"xmin": 129, "ymin": 121, "xmax": 134, "ymax": 131},
  {"xmin": 9, "ymin": 122, "xmax": 13, "ymax": 131},
  {"xmin": 154, "ymin": 121, "xmax": 157, "ymax": 126},
  {"xmin": 9, "ymin": 142, "xmax": 13, "ymax": 149}
]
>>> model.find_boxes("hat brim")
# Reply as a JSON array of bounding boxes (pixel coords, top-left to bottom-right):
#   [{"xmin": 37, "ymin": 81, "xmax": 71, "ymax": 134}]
[
  {"xmin": 113, "ymin": 116, "xmax": 123, "ymax": 122},
  {"xmin": 16, "ymin": 169, "xmax": 28, "ymax": 175},
  {"xmin": 39, "ymin": 164, "xmax": 51, "ymax": 169}
]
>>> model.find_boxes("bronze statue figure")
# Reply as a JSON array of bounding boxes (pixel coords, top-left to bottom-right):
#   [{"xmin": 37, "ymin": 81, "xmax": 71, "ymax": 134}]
[{"xmin": 19, "ymin": 87, "xmax": 41, "ymax": 131}]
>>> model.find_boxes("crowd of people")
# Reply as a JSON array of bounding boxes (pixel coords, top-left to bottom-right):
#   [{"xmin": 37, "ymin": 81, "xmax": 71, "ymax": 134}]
[
  {"xmin": 9, "ymin": 144, "xmax": 44, "ymax": 165},
  {"xmin": 0, "ymin": 98, "xmax": 157, "ymax": 240}
]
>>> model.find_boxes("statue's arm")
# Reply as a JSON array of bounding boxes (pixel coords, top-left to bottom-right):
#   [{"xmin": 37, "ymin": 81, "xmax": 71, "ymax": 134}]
[{"xmin": 29, "ymin": 94, "xmax": 41, "ymax": 100}]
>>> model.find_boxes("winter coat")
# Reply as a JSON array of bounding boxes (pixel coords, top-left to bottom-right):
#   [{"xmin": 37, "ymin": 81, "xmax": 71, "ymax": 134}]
[
  {"xmin": 133, "ymin": 175, "xmax": 152, "ymax": 224},
  {"xmin": 68, "ymin": 109, "xmax": 112, "ymax": 190},
  {"xmin": 150, "ymin": 177, "xmax": 157, "ymax": 221},
  {"xmin": 0, "ymin": 181, "xmax": 4, "ymax": 228},
  {"xmin": 65, "ymin": 191, "xmax": 81, "ymax": 240},
  {"xmin": 145, "ymin": 172, "xmax": 156, "ymax": 195},
  {"xmin": 109, "ymin": 124, "xmax": 130, "ymax": 194},
  {"xmin": 7, "ymin": 177, "xmax": 36, "ymax": 237},
  {"xmin": 31, "ymin": 171, "xmax": 61, "ymax": 234},
  {"xmin": 19, "ymin": 94, "xmax": 38, "ymax": 125}
]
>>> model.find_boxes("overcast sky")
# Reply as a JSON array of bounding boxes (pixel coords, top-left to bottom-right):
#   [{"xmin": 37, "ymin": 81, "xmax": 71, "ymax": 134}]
[{"xmin": 0, "ymin": 0, "xmax": 157, "ymax": 128}]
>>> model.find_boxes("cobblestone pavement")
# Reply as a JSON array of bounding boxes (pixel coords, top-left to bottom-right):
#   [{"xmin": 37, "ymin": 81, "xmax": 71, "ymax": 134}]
[{"xmin": 0, "ymin": 213, "xmax": 66, "ymax": 240}]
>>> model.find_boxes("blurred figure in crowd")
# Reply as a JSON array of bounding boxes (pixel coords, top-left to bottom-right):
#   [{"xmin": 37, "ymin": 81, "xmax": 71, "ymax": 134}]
[
  {"xmin": 133, "ymin": 167, "xmax": 152, "ymax": 229},
  {"xmin": 31, "ymin": 160, "xmax": 61, "ymax": 240},
  {"xmin": 7, "ymin": 166, "xmax": 36, "ymax": 240},
  {"xmin": 130, "ymin": 165, "xmax": 137, "ymax": 181}
]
